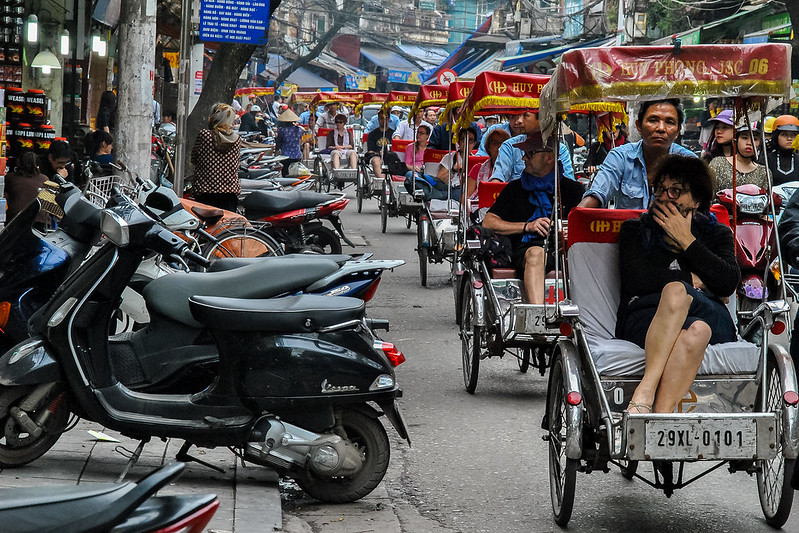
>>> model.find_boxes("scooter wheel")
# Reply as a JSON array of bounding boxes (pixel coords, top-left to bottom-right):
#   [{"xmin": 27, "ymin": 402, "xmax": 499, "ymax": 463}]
[
  {"xmin": 295, "ymin": 409, "xmax": 390, "ymax": 503},
  {"xmin": 0, "ymin": 387, "xmax": 70, "ymax": 468}
]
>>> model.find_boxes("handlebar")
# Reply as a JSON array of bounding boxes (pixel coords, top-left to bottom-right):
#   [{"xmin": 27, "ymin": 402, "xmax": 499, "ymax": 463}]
[{"xmin": 180, "ymin": 247, "xmax": 211, "ymax": 270}]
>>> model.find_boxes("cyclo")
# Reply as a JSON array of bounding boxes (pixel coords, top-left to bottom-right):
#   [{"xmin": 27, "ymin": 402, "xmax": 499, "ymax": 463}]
[
  {"xmin": 354, "ymin": 92, "xmax": 389, "ymax": 213},
  {"xmin": 308, "ymin": 91, "xmax": 365, "ymax": 192},
  {"xmin": 377, "ymin": 90, "xmax": 424, "ymax": 232},
  {"xmin": 452, "ymin": 71, "xmax": 612, "ymax": 389},
  {"xmin": 412, "ymin": 83, "xmax": 484, "ymax": 286},
  {"xmin": 537, "ymin": 43, "xmax": 798, "ymax": 527}
]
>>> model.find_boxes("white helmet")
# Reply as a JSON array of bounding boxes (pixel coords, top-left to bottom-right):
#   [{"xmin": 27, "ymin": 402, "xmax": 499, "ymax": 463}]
[{"xmin": 251, "ymin": 105, "xmax": 262, "ymax": 112}]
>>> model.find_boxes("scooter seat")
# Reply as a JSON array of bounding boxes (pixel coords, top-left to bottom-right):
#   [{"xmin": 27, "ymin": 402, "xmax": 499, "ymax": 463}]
[
  {"xmin": 239, "ymin": 178, "xmax": 280, "ymax": 191},
  {"xmin": 241, "ymin": 190, "xmax": 337, "ymax": 219},
  {"xmin": 144, "ymin": 256, "xmax": 341, "ymax": 328},
  {"xmin": 207, "ymin": 253, "xmax": 353, "ymax": 272},
  {"xmin": 189, "ymin": 294, "xmax": 365, "ymax": 333}
]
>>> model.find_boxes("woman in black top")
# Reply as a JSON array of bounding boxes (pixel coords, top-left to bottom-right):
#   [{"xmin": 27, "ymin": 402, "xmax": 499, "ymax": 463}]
[
  {"xmin": 96, "ymin": 90, "xmax": 116, "ymax": 133},
  {"xmin": 617, "ymin": 155, "xmax": 739, "ymax": 415}
]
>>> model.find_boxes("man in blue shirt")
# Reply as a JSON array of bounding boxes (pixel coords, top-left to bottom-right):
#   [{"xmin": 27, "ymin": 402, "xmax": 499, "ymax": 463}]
[
  {"xmin": 489, "ymin": 111, "xmax": 574, "ymax": 182},
  {"xmin": 298, "ymin": 104, "xmax": 311, "ymax": 125},
  {"xmin": 428, "ymin": 108, "xmax": 482, "ymax": 150},
  {"xmin": 579, "ymin": 99, "xmax": 696, "ymax": 209},
  {"xmin": 365, "ymin": 109, "xmax": 400, "ymax": 133}
]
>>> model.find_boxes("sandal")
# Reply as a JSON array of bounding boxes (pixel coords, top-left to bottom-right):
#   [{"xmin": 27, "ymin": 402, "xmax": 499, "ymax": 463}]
[{"xmin": 627, "ymin": 402, "xmax": 652, "ymax": 414}]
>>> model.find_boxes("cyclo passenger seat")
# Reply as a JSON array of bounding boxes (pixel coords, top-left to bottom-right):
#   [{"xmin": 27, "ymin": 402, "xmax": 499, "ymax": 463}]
[{"xmin": 566, "ymin": 207, "xmax": 758, "ymax": 415}]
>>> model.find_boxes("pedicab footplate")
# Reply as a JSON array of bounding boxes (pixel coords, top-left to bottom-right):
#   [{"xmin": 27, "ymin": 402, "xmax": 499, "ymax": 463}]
[
  {"xmin": 332, "ymin": 169, "xmax": 358, "ymax": 182},
  {"xmin": 626, "ymin": 413, "xmax": 777, "ymax": 461},
  {"xmin": 397, "ymin": 190, "xmax": 421, "ymax": 208},
  {"xmin": 511, "ymin": 304, "xmax": 562, "ymax": 335}
]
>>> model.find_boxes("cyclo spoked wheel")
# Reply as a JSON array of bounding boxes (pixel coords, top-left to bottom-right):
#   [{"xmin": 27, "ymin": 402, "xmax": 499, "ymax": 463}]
[
  {"xmin": 356, "ymin": 165, "xmax": 366, "ymax": 213},
  {"xmin": 417, "ymin": 215, "xmax": 428, "ymax": 287},
  {"xmin": 313, "ymin": 158, "xmax": 323, "ymax": 192},
  {"xmin": 0, "ymin": 386, "xmax": 70, "ymax": 467},
  {"xmin": 202, "ymin": 227, "xmax": 283, "ymax": 265},
  {"xmin": 294, "ymin": 409, "xmax": 390, "ymax": 503},
  {"xmin": 618, "ymin": 459, "xmax": 639, "ymax": 480},
  {"xmin": 380, "ymin": 194, "xmax": 389, "ymax": 234},
  {"xmin": 518, "ymin": 348, "xmax": 531, "ymax": 373},
  {"xmin": 548, "ymin": 356, "xmax": 577, "ymax": 526},
  {"xmin": 460, "ymin": 283, "xmax": 480, "ymax": 394},
  {"xmin": 757, "ymin": 354, "xmax": 794, "ymax": 528}
]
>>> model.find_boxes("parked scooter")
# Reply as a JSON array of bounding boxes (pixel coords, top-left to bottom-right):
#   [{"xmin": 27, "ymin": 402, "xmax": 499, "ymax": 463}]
[
  {"xmin": 716, "ymin": 184, "xmax": 782, "ymax": 318},
  {"xmin": 241, "ymin": 189, "xmax": 354, "ymax": 254},
  {"xmin": 0, "ymin": 191, "xmax": 409, "ymax": 504},
  {"xmin": 0, "ymin": 462, "xmax": 218, "ymax": 533}
]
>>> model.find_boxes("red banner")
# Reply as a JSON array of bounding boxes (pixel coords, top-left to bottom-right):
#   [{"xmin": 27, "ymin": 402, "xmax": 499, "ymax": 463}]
[
  {"xmin": 235, "ymin": 87, "xmax": 275, "ymax": 97},
  {"xmin": 438, "ymin": 80, "xmax": 475, "ymax": 125},
  {"xmin": 310, "ymin": 91, "xmax": 365, "ymax": 110},
  {"xmin": 383, "ymin": 90, "xmax": 418, "ymax": 110},
  {"xmin": 289, "ymin": 91, "xmax": 321, "ymax": 104},
  {"xmin": 554, "ymin": 44, "xmax": 791, "ymax": 107},
  {"xmin": 354, "ymin": 92, "xmax": 388, "ymax": 112},
  {"xmin": 410, "ymin": 85, "xmax": 448, "ymax": 119}
]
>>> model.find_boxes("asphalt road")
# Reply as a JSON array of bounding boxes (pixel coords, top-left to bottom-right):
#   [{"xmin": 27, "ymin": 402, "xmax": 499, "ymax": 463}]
[{"xmin": 284, "ymin": 192, "xmax": 799, "ymax": 533}]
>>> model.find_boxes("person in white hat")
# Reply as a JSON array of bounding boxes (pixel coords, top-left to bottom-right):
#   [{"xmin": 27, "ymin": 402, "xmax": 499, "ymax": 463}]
[{"xmin": 275, "ymin": 109, "xmax": 304, "ymax": 176}]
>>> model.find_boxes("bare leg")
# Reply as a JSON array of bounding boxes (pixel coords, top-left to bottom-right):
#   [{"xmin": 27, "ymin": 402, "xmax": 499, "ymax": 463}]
[
  {"xmin": 332, "ymin": 152, "xmax": 341, "ymax": 169},
  {"xmin": 371, "ymin": 156, "xmax": 384, "ymax": 179},
  {"xmin": 653, "ymin": 321, "xmax": 710, "ymax": 413},
  {"xmin": 302, "ymin": 143, "xmax": 310, "ymax": 161},
  {"xmin": 348, "ymin": 151, "xmax": 358, "ymax": 169},
  {"xmin": 628, "ymin": 282, "xmax": 692, "ymax": 411},
  {"xmin": 523, "ymin": 246, "xmax": 546, "ymax": 304}
]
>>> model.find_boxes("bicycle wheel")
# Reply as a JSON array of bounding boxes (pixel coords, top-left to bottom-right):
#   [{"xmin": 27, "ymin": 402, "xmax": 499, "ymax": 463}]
[
  {"xmin": 460, "ymin": 283, "xmax": 480, "ymax": 394},
  {"xmin": 757, "ymin": 354, "xmax": 795, "ymax": 528},
  {"xmin": 202, "ymin": 227, "xmax": 283, "ymax": 264},
  {"xmin": 518, "ymin": 347, "xmax": 531, "ymax": 373},
  {"xmin": 356, "ymin": 165, "xmax": 366, "ymax": 213},
  {"xmin": 548, "ymin": 356, "xmax": 577, "ymax": 526}
]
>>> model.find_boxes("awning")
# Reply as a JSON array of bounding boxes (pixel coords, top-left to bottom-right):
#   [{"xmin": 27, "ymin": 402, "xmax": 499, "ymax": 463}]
[
  {"xmin": 743, "ymin": 23, "xmax": 792, "ymax": 44},
  {"xmin": 259, "ymin": 54, "xmax": 336, "ymax": 90},
  {"xmin": 498, "ymin": 37, "xmax": 611, "ymax": 70},
  {"xmin": 397, "ymin": 43, "xmax": 450, "ymax": 69},
  {"xmin": 458, "ymin": 50, "xmax": 503, "ymax": 79},
  {"xmin": 361, "ymin": 47, "xmax": 418, "ymax": 71}
]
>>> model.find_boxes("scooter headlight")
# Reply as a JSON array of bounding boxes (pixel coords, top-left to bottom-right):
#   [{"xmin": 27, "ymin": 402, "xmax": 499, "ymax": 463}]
[
  {"xmin": 736, "ymin": 193, "xmax": 768, "ymax": 215},
  {"xmin": 100, "ymin": 210, "xmax": 130, "ymax": 246}
]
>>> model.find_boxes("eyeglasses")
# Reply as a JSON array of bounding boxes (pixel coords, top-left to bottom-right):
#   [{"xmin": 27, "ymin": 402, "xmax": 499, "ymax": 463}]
[
  {"xmin": 523, "ymin": 150, "xmax": 549, "ymax": 158},
  {"xmin": 653, "ymin": 184, "xmax": 690, "ymax": 200},
  {"xmin": 335, "ymin": 121, "xmax": 345, "ymax": 124}
]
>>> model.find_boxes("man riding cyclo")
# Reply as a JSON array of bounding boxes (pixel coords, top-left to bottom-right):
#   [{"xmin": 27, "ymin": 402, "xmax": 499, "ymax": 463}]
[
  {"xmin": 364, "ymin": 109, "xmax": 396, "ymax": 182},
  {"xmin": 481, "ymin": 132, "xmax": 583, "ymax": 304},
  {"xmin": 578, "ymin": 98, "xmax": 695, "ymax": 209}
]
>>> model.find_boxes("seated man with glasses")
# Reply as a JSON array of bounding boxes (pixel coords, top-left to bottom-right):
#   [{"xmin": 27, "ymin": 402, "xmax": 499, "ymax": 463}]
[{"xmin": 481, "ymin": 132, "xmax": 584, "ymax": 304}]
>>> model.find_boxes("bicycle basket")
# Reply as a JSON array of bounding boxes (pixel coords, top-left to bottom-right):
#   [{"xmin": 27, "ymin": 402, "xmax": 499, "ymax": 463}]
[{"xmin": 83, "ymin": 174, "xmax": 137, "ymax": 207}]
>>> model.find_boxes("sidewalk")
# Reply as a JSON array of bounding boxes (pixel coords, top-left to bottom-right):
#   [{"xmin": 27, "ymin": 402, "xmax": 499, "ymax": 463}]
[{"xmin": 0, "ymin": 419, "xmax": 282, "ymax": 532}]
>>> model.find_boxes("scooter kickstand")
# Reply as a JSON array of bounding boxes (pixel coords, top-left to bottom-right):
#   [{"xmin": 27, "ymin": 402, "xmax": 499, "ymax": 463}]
[
  {"xmin": 176, "ymin": 441, "xmax": 226, "ymax": 474},
  {"xmin": 116, "ymin": 438, "xmax": 150, "ymax": 482}
]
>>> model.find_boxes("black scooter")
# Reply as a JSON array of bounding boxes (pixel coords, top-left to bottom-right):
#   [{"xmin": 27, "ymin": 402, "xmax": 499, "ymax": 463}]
[{"xmin": 0, "ymin": 191, "xmax": 409, "ymax": 503}]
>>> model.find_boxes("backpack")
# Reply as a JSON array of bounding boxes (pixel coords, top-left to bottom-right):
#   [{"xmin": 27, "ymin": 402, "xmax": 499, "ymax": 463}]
[
  {"xmin": 467, "ymin": 226, "xmax": 513, "ymax": 269},
  {"xmin": 383, "ymin": 152, "xmax": 407, "ymax": 176}
]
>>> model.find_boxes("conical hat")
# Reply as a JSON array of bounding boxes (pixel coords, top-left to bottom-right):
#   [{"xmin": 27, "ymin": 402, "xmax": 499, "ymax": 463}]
[{"xmin": 277, "ymin": 109, "xmax": 300, "ymax": 122}]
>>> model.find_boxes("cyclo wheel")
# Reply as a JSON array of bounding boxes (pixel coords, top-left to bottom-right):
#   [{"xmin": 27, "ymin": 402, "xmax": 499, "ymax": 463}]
[
  {"xmin": 618, "ymin": 459, "xmax": 639, "ymax": 480},
  {"xmin": 356, "ymin": 164, "xmax": 366, "ymax": 213},
  {"xmin": 460, "ymin": 283, "xmax": 480, "ymax": 394},
  {"xmin": 518, "ymin": 348, "xmax": 531, "ymax": 373},
  {"xmin": 547, "ymin": 355, "xmax": 577, "ymax": 526},
  {"xmin": 756, "ymin": 353, "xmax": 795, "ymax": 528},
  {"xmin": 313, "ymin": 158, "xmax": 323, "ymax": 192},
  {"xmin": 380, "ymin": 187, "xmax": 389, "ymax": 233},
  {"xmin": 417, "ymin": 215, "xmax": 428, "ymax": 287},
  {"xmin": 202, "ymin": 227, "xmax": 283, "ymax": 265}
]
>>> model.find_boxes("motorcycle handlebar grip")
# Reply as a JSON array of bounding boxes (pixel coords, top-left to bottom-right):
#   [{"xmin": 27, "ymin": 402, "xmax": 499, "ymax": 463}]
[{"xmin": 182, "ymin": 248, "xmax": 211, "ymax": 269}]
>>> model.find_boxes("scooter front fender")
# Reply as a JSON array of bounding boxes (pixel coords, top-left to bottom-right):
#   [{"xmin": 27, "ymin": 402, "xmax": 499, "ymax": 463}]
[{"xmin": 0, "ymin": 338, "xmax": 64, "ymax": 386}]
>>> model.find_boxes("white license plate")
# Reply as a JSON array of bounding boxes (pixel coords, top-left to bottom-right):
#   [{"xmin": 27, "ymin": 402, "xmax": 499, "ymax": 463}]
[{"xmin": 644, "ymin": 418, "xmax": 758, "ymax": 460}]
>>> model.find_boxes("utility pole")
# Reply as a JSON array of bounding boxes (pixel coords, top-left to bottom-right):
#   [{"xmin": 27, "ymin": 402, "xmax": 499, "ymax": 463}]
[
  {"xmin": 117, "ymin": 0, "xmax": 157, "ymax": 179},
  {"xmin": 174, "ymin": 0, "xmax": 195, "ymax": 196},
  {"xmin": 615, "ymin": 0, "xmax": 626, "ymax": 45}
]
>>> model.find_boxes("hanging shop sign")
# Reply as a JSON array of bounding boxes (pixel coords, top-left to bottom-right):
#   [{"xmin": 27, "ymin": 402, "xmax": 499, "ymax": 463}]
[{"xmin": 199, "ymin": 0, "xmax": 270, "ymax": 45}]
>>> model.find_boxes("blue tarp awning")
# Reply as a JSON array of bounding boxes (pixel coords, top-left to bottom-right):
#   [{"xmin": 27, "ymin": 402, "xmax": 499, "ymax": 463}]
[
  {"xmin": 397, "ymin": 44, "xmax": 450, "ymax": 69},
  {"xmin": 498, "ymin": 36, "xmax": 611, "ymax": 69},
  {"xmin": 360, "ymin": 47, "xmax": 418, "ymax": 72}
]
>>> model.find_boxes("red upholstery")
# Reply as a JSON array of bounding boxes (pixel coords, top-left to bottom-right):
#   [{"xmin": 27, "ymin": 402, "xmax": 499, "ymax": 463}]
[
  {"xmin": 423, "ymin": 149, "xmax": 450, "ymax": 164},
  {"xmin": 491, "ymin": 268, "xmax": 517, "ymax": 279},
  {"xmin": 391, "ymin": 139, "xmax": 413, "ymax": 153},
  {"xmin": 566, "ymin": 208, "xmax": 643, "ymax": 249},
  {"xmin": 477, "ymin": 181, "xmax": 508, "ymax": 210},
  {"xmin": 316, "ymin": 127, "xmax": 333, "ymax": 139}
]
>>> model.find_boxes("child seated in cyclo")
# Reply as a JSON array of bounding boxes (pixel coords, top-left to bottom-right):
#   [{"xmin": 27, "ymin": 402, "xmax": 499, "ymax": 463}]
[{"xmin": 481, "ymin": 132, "xmax": 584, "ymax": 303}]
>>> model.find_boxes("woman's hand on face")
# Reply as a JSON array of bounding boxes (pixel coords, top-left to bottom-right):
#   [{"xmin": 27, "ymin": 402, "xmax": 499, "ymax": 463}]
[{"xmin": 653, "ymin": 202, "xmax": 695, "ymax": 250}]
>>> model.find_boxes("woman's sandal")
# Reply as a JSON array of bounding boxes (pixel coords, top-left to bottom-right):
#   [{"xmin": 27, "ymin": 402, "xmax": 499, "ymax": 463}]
[{"xmin": 627, "ymin": 402, "xmax": 652, "ymax": 414}]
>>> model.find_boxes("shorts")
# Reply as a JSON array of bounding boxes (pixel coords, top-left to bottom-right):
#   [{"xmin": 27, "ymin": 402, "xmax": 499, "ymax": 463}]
[
  {"xmin": 511, "ymin": 237, "xmax": 555, "ymax": 274},
  {"xmin": 618, "ymin": 281, "xmax": 737, "ymax": 349}
]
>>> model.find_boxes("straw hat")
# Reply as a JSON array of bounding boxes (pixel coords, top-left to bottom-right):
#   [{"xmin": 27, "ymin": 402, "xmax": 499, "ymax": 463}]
[{"xmin": 277, "ymin": 109, "xmax": 300, "ymax": 122}]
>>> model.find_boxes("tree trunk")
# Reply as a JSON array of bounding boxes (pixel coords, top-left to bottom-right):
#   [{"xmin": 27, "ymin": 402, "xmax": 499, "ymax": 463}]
[
  {"xmin": 786, "ymin": 1, "xmax": 799, "ymax": 80},
  {"xmin": 117, "ymin": 0, "xmax": 157, "ymax": 179}
]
